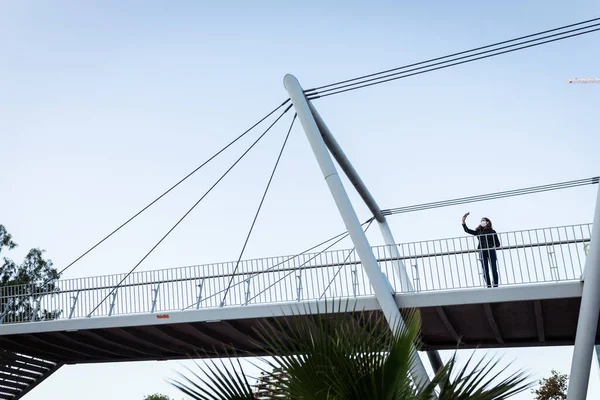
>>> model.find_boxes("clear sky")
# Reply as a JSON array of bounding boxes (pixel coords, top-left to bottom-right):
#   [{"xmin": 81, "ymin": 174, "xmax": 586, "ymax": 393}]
[{"xmin": 1, "ymin": 1, "xmax": 599, "ymax": 399}]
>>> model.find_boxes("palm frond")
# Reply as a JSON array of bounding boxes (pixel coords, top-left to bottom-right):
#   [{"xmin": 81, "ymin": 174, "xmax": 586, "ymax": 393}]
[
  {"xmin": 256, "ymin": 300, "xmax": 423, "ymax": 400},
  {"xmin": 168, "ymin": 357, "xmax": 255, "ymax": 400},
  {"xmin": 436, "ymin": 352, "xmax": 533, "ymax": 400},
  {"xmin": 168, "ymin": 299, "xmax": 533, "ymax": 400}
]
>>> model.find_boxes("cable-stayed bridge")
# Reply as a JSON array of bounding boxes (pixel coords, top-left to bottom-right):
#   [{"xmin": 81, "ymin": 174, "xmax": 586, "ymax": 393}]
[
  {"xmin": 2, "ymin": 17, "xmax": 600, "ymax": 400},
  {"xmin": 0, "ymin": 223, "xmax": 596, "ymax": 399}
]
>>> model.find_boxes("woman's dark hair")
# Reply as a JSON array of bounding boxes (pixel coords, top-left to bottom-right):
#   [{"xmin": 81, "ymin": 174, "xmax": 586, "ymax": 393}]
[{"xmin": 480, "ymin": 217, "xmax": 493, "ymax": 230}]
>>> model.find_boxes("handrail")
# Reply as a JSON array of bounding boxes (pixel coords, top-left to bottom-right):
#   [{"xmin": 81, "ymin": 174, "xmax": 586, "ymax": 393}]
[
  {"xmin": 0, "ymin": 229, "xmax": 591, "ymax": 295},
  {"xmin": 0, "ymin": 223, "xmax": 592, "ymax": 323}
]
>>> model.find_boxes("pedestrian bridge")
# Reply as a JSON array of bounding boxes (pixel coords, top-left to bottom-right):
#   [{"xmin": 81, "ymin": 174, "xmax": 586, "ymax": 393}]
[{"xmin": 0, "ymin": 223, "xmax": 596, "ymax": 399}]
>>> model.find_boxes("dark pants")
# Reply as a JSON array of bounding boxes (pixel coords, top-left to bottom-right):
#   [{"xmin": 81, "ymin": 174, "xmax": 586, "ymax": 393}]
[{"xmin": 481, "ymin": 249, "xmax": 499, "ymax": 288}]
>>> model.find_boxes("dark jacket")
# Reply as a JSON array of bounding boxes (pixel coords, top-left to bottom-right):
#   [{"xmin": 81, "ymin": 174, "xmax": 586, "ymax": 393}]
[{"xmin": 463, "ymin": 224, "xmax": 501, "ymax": 249}]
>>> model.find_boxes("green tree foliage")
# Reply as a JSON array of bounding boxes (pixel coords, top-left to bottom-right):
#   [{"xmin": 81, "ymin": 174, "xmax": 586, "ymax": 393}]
[
  {"xmin": 532, "ymin": 370, "xmax": 568, "ymax": 400},
  {"xmin": 0, "ymin": 225, "xmax": 17, "ymax": 251},
  {"xmin": 0, "ymin": 224, "xmax": 61, "ymax": 323},
  {"xmin": 143, "ymin": 394, "xmax": 173, "ymax": 400},
  {"xmin": 169, "ymin": 304, "xmax": 533, "ymax": 400}
]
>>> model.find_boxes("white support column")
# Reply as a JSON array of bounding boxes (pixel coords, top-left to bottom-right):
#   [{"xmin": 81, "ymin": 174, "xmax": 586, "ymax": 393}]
[
  {"xmin": 284, "ymin": 74, "xmax": 431, "ymax": 386},
  {"xmin": 378, "ymin": 221, "xmax": 414, "ymax": 293},
  {"xmin": 308, "ymin": 103, "xmax": 413, "ymax": 293},
  {"xmin": 308, "ymin": 100, "xmax": 443, "ymax": 374},
  {"xmin": 567, "ymin": 184, "xmax": 600, "ymax": 400},
  {"xmin": 379, "ymin": 219, "xmax": 444, "ymax": 373}
]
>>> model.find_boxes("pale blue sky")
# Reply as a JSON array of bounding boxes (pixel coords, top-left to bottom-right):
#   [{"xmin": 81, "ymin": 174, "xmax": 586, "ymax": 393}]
[{"xmin": 1, "ymin": 1, "xmax": 599, "ymax": 399}]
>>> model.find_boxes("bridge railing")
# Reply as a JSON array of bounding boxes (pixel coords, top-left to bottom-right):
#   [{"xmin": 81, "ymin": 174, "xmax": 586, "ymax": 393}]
[
  {"xmin": 373, "ymin": 223, "xmax": 591, "ymax": 293},
  {"xmin": 0, "ymin": 223, "xmax": 591, "ymax": 324}
]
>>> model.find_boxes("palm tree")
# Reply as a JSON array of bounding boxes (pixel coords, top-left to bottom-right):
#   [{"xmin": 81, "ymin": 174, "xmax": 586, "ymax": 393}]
[{"xmin": 169, "ymin": 305, "xmax": 532, "ymax": 400}]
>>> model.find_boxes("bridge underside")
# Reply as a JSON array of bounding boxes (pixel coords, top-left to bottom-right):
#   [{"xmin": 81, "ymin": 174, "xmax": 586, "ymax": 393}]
[
  {"xmin": 0, "ymin": 353, "xmax": 61, "ymax": 400},
  {"xmin": 0, "ymin": 283, "xmax": 594, "ymax": 399},
  {"xmin": 419, "ymin": 296, "xmax": 596, "ymax": 349},
  {"xmin": 0, "ymin": 287, "xmax": 596, "ymax": 367}
]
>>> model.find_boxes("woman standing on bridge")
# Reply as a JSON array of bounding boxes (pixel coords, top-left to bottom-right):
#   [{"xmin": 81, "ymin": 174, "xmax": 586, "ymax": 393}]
[{"xmin": 462, "ymin": 215, "xmax": 501, "ymax": 288}]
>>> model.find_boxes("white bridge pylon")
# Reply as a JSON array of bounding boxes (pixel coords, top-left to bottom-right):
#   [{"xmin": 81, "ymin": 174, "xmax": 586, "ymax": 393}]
[
  {"xmin": 285, "ymin": 73, "xmax": 600, "ymax": 399},
  {"xmin": 567, "ymin": 181, "xmax": 600, "ymax": 400},
  {"xmin": 284, "ymin": 73, "xmax": 436, "ymax": 385}
]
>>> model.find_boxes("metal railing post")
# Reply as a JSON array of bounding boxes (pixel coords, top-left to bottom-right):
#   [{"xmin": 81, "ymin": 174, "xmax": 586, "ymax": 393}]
[
  {"xmin": 108, "ymin": 289, "xmax": 119, "ymax": 317},
  {"xmin": 0, "ymin": 305, "xmax": 9, "ymax": 324},
  {"xmin": 351, "ymin": 266, "xmax": 358, "ymax": 297},
  {"xmin": 244, "ymin": 278, "xmax": 251, "ymax": 306},
  {"xmin": 296, "ymin": 269, "xmax": 303, "ymax": 302},
  {"xmin": 151, "ymin": 283, "xmax": 161, "ymax": 313},
  {"xmin": 196, "ymin": 278, "xmax": 205, "ymax": 309},
  {"xmin": 32, "ymin": 298, "xmax": 41, "ymax": 322},
  {"xmin": 412, "ymin": 262, "xmax": 421, "ymax": 292},
  {"xmin": 69, "ymin": 291, "xmax": 80, "ymax": 319}
]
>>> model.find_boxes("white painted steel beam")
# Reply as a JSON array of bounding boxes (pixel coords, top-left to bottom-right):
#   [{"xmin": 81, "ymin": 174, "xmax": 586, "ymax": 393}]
[
  {"xmin": 307, "ymin": 102, "xmax": 384, "ymax": 223},
  {"xmin": 568, "ymin": 184, "xmax": 600, "ymax": 400},
  {"xmin": 284, "ymin": 73, "xmax": 431, "ymax": 386},
  {"xmin": 308, "ymin": 101, "xmax": 442, "ymax": 372}
]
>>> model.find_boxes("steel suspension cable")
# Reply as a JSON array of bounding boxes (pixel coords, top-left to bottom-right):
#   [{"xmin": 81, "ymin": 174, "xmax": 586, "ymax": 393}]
[
  {"xmin": 87, "ymin": 106, "xmax": 291, "ymax": 316},
  {"xmin": 180, "ymin": 222, "xmax": 363, "ymax": 311},
  {"xmin": 383, "ymin": 177, "xmax": 599, "ymax": 215},
  {"xmin": 57, "ymin": 99, "xmax": 291, "ymax": 278},
  {"xmin": 220, "ymin": 114, "xmax": 297, "ymax": 306},
  {"xmin": 308, "ymin": 23, "xmax": 600, "ymax": 98},
  {"xmin": 245, "ymin": 219, "xmax": 374, "ymax": 304},
  {"xmin": 319, "ymin": 218, "xmax": 374, "ymax": 300},
  {"xmin": 305, "ymin": 17, "xmax": 600, "ymax": 93},
  {"xmin": 308, "ymin": 26, "xmax": 600, "ymax": 99}
]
